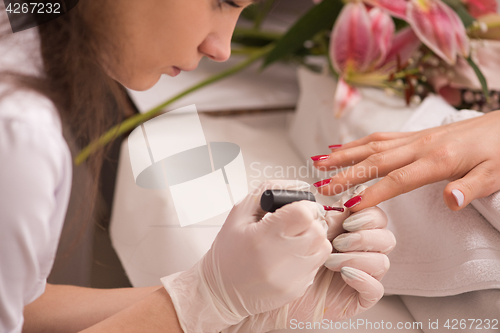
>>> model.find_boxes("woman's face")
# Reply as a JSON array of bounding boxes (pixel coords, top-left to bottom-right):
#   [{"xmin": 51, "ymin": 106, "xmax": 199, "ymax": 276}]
[{"xmin": 100, "ymin": 0, "xmax": 253, "ymax": 91}]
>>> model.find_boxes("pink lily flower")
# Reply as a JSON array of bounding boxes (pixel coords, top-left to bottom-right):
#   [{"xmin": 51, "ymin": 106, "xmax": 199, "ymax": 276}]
[
  {"xmin": 407, "ymin": 0, "xmax": 469, "ymax": 65},
  {"xmin": 384, "ymin": 27, "xmax": 422, "ymax": 67},
  {"xmin": 462, "ymin": 0, "xmax": 498, "ymax": 18},
  {"xmin": 369, "ymin": 7, "xmax": 396, "ymax": 66},
  {"xmin": 330, "ymin": 2, "xmax": 398, "ymax": 117},
  {"xmin": 313, "ymin": 0, "xmax": 408, "ymax": 19},
  {"xmin": 330, "ymin": 2, "xmax": 395, "ymax": 74},
  {"xmin": 333, "ymin": 78, "xmax": 362, "ymax": 118},
  {"xmin": 363, "ymin": 0, "xmax": 409, "ymax": 19},
  {"xmin": 444, "ymin": 2, "xmax": 470, "ymax": 58}
]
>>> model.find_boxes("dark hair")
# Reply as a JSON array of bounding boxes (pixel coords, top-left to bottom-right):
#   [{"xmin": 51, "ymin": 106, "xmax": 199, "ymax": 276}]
[{"xmin": 0, "ymin": 1, "xmax": 129, "ymax": 245}]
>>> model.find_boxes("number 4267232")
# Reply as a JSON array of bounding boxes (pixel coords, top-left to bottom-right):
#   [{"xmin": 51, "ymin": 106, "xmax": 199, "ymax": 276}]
[{"xmin": 6, "ymin": 2, "xmax": 61, "ymax": 14}]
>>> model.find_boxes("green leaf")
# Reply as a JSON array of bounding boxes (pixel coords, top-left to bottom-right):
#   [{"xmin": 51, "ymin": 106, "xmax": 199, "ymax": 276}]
[
  {"xmin": 262, "ymin": 0, "xmax": 343, "ymax": 69},
  {"xmin": 466, "ymin": 56, "xmax": 489, "ymax": 99},
  {"xmin": 241, "ymin": 4, "xmax": 260, "ymax": 22},
  {"xmin": 442, "ymin": 0, "xmax": 475, "ymax": 28}
]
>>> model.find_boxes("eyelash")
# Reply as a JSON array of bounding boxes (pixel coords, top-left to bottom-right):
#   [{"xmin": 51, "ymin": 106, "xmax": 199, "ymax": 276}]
[{"xmin": 220, "ymin": 0, "xmax": 242, "ymax": 8}]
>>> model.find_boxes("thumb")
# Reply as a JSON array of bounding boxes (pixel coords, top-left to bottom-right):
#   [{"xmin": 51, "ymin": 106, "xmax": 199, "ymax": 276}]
[
  {"xmin": 248, "ymin": 179, "xmax": 312, "ymax": 222},
  {"xmin": 444, "ymin": 161, "xmax": 499, "ymax": 211},
  {"xmin": 260, "ymin": 200, "xmax": 325, "ymax": 237}
]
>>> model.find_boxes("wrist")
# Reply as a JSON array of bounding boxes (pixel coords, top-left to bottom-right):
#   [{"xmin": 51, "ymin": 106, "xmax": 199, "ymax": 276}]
[
  {"xmin": 161, "ymin": 264, "xmax": 245, "ymax": 333},
  {"xmin": 221, "ymin": 305, "xmax": 289, "ymax": 333}
]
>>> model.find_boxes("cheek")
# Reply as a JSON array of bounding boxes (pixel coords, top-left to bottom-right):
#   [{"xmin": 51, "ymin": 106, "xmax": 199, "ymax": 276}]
[{"xmin": 109, "ymin": 57, "xmax": 162, "ymax": 91}]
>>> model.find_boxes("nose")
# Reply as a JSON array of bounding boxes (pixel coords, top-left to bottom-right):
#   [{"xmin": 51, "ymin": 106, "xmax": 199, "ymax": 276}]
[{"xmin": 198, "ymin": 33, "xmax": 232, "ymax": 62}]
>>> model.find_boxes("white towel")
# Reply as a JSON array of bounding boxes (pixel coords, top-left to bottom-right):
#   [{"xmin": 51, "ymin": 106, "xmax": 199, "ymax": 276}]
[
  {"xmin": 289, "ymin": 68, "xmax": 500, "ymax": 297},
  {"xmin": 381, "ymin": 95, "xmax": 500, "ymax": 296}
]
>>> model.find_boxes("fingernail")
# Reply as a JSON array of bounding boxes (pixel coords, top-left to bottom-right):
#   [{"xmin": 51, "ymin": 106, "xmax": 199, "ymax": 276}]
[
  {"xmin": 323, "ymin": 205, "xmax": 345, "ymax": 212},
  {"xmin": 353, "ymin": 184, "xmax": 368, "ymax": 196},
  {"xmin": 340, "ymin": 266, "xmax": 364, "ymax": 281},
  {"xmin": 324, "ymin": 253, "xmax": 352, "ymax": 270},
  {"xmin": 344, "ymin": 196, "xmax": 362, "ymax": 208},
  {"xmin": 313, "ymin": 178, "xmax": 332, "ymax": 188},
  {"xmin": 328, "ymin": 144, "xmax": 342, "ymax": 150},
  {"xmin": 452, "ymin": 189, "xmax": 465, "ymax": 207},
  {"xmin": 343, "ymin": 212, "xmax": 372, "ymax": 231},
  {"xmin": 333, "ymin": 233, "xmax": 362, "ymax": 251},
  {"xmin": 311, "ymin": 154, "xmax": 330, "ymax": 162}
]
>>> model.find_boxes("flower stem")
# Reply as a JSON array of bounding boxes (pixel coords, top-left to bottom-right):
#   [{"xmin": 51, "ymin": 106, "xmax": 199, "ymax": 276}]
[
  {"xmin": 74, "ymin": 43, "xmax": 275, "ymax": 165},
  {"xmin": 232, "ymin": 27, "xmax": 282, "ymax": 41}
]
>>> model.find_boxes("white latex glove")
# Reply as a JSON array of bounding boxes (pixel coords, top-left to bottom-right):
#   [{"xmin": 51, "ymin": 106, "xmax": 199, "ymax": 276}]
[
  {"xmin": 161, "ymin": 180, "xmax": 332, "ymax": 333},
  {"xmin": 223, "ymin": 185, "xmax": 396, "ymax": 332}
]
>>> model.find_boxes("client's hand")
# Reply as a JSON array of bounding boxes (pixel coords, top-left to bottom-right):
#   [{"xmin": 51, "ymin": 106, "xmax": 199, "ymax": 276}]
[
  {"xmin": 312, "ymin": 110, "xmax": 500, "ymax": 212},
  {"xmin": 161, "ymin": 180, "xmax": 332, "ymax": 333},
  {"xmin": 223, "ymin": 189, "xmax": 396, "ymax": 333}
]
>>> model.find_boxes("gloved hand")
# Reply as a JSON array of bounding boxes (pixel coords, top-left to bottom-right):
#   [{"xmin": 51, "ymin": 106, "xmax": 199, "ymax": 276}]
[
  {"xmin": 223, "ymin": 185, "xmax": 396, "ymax": 332},
  {"xmin": 161, "ymin": 180, "xmax": 332, "ymax": 333}
]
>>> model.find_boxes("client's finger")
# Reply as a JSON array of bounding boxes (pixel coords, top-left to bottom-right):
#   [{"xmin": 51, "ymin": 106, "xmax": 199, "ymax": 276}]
[
  {"xmin": 324, "ymin": 252, "xmax": 390, "ymax": 280},
  {"xmin": 337, "ymin": 131, "xmax": 415, "ymax": 150},
  {"xmin": 444, "ymin": 161, "xmax": 500, "ymax": 211},
  {"xmin": 313, "ymin": 136, "xmax": 412, "ymax": 170},
  {"xmin": 333, "ymin": 229, "xmax": 396, "ymax": 254},
  {"xmin": 314, "ymin": 144, "xmax": 417, "ymax": 196},
  {"xmin": 345, "ymin": 156, "xmax": 451, "ymax": 212}
]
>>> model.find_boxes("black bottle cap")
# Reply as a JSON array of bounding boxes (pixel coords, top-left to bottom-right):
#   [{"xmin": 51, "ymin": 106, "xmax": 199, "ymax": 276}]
[{"xmin": 260, "ymin": 190, "xmax": 316, "ymax": 213}]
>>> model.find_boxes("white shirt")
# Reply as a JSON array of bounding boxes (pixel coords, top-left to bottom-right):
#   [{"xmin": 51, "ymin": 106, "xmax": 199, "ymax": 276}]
[{"xmin": 0, "ymin": 26, "xmax": 73, "ymax": 332}]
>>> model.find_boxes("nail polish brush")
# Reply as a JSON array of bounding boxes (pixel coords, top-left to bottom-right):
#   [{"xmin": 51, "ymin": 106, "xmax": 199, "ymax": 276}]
[{"xmin": 260, "ymin": 189, "xmax": 344, "ymax": 213}]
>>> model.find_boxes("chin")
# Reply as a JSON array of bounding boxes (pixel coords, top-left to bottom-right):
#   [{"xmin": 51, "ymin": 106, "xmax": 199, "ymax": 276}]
[{"xmin": 116, "ymin": 73, "xmax": 162, "ymax": 92}]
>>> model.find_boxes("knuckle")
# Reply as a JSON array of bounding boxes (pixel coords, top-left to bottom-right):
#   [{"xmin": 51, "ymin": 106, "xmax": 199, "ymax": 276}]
[
  {"xmin": 365, "ymin": 153, "xmax": 386, "ymax": 167},
  {"xmin": 419, "ymin": 133, "xmax": 439, "ymax": 145},
  {"xmin": 289, "ymin": 202, "xmax": 315, "ymax": 225},
  {"xmin": 367, "ymin": 141, "xmax": 384, "ymax": 153},
  {"xmin": 335, "ymin": 150, "xmax": 350, "ymax": 163},
  {"xmin": 459, "ymin": 180, "xmax": 477, "ymax": 196},
  {"xmin": 386, "ymin": 169, "xmax": 409, "ymax": 194},
  {"xmin": 430, "ymin": 145, "xmax": 455, "ymax": 162}
]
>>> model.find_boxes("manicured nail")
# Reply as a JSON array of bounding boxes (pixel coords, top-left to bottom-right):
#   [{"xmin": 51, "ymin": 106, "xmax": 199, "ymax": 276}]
[
  {"xmin": 340, "ymin": 266, "xmax": 364, "ymax": 281},
  {"xmin": 333, "ymin": 233, "xmax": 361, "ymax": 251},
  {"xmin": 344, "ymin": 196, "xmax": 362, "ymax": 208},
  {"xmin": 343, "ymin": 212, "xmax": 372, "ymax": 231},
  {"xmin": 328, "ymin": 144, "xmax": 342, "ymax": 150},
  {"xmin": 313, "ymin": 178, "xmax": 332, "ymax": 188},
  {"xmin": 323, "ymin": 205, "xmax": 345, "ymax": 212},
  {"xmin": 311, "ymin": 154, "xmax": 330, "ymax": 162},
  {"xmin": 452, "ymin": 189, "xmax": 465, "ymax": 207}
]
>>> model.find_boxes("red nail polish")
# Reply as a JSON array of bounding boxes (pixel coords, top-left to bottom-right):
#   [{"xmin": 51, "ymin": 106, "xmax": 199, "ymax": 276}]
[
  {"xmin": 323, "ymin": 205, "xmax": 345, "ymax": 212},
  {"xmin": 311, "ymin": 154, "xmax": 330, "ymax": 162},
  {"xmin": 344, "ymin": 196, "xmax": 362, "ymax": 208},
  {"xmin": 328, "ymin": 144, "xmax": 342, "ymax": 149},
  {"xmin": 313, "ymin": 178, "xmax": 332, "ymax": 188}
]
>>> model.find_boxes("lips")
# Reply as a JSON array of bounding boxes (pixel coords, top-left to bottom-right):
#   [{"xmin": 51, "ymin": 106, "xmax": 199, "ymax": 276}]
[{"xmin": 171, "ymin": 66, "xmax": 181, "ymax": 77}]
